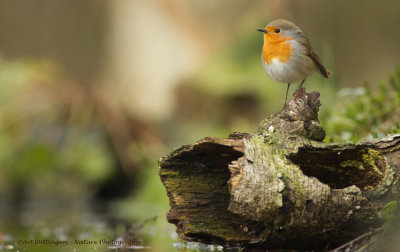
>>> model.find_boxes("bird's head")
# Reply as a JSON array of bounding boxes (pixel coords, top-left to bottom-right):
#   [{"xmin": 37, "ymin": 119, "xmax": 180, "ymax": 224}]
[{"xmin": 257, "ymin": 19, "xmax": 302, "ymax": 42}]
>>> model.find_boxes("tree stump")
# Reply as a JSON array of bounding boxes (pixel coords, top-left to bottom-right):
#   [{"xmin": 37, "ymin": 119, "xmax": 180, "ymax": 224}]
[{"xmin": 158, "ymin": 88, "xmax": 400, "ymax": 250}]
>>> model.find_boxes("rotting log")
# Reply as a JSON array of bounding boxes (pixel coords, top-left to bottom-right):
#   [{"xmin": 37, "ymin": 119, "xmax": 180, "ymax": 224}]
[{"xmin": 158, "ymin": 88, "xmax": 400, "ymax": 250}]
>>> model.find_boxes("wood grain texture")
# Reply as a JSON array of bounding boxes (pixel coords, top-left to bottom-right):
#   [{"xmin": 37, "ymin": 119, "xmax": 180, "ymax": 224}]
[{"xmin": 158, "ymin": 90, "xmax": 400, "ymax": 250}]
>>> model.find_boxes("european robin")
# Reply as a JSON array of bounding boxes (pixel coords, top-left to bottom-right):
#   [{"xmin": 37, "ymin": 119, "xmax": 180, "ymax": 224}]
[{"xmin": 257, "ymin": 19, "xmax": 331, "ymax": 110}]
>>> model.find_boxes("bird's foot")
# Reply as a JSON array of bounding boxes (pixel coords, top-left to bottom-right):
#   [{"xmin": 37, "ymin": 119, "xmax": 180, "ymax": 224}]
[
  {"xmin": 280, "ymin": 103, "xmax": 288, "ymax": 113},
  {"xmin": 293, "ymin": 87, "xmax": 306, "ymax": 99}
]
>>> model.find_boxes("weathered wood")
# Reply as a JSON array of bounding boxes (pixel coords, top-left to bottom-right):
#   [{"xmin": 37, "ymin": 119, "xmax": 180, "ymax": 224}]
[
  {"xmin": 159, "ymin": 89, "xmax": 400, "ymax": 250},
  {"xmin": 259, "ymin": 88, "xmax": 326, "ymax": 141}
]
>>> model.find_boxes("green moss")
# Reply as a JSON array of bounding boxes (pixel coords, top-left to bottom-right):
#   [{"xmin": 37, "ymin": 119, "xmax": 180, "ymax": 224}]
[
  {"xmin": 362, "ymin": 149, "xmax": 384, "ymax": 176},
  {"xmin": 256, "ymin": 133, "xmax": 317, "ymax": 207},
  {"xmin": 340, "ymin": 149, "xmax": 384, "ymax": 176},
  {"xmin": 389, "ymin": 145, "xmax": 400, "ymax": 153},
  {"xmin": 341, "ymin": 160, "xmax": 364, "ymax": 170}
]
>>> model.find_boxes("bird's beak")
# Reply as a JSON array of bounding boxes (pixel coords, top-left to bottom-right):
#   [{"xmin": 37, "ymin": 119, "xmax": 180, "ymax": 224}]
[{"xmin": 257, "ymin": 28, "xmax": 268, "ymax": 33}]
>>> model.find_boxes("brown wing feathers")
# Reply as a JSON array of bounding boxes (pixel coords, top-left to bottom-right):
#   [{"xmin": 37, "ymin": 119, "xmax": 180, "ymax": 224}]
[
  {"xmin": 296, "ymin": 34, "xmax": 331, "ymax": 79},
  {"xmin": 308, "ymin": 50, "xmax": 331, "ymax": 78}
]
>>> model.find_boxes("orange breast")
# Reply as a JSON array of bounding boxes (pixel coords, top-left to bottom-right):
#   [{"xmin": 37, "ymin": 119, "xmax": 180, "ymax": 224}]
[{"xmin": 262, "ymin": 37, "xmax": 293, "ymax": 64}]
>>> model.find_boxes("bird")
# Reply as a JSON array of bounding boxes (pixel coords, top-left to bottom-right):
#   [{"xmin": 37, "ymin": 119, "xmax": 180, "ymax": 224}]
[{"xmin": 257, "ymin": 19, "xmax": 331, "ymax": 110}]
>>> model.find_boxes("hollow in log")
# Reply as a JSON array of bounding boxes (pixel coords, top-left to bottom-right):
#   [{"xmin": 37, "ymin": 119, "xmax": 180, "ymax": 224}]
[{"xmin": 159, "ymin": 88, "xmax": 400, "ymax": 250}]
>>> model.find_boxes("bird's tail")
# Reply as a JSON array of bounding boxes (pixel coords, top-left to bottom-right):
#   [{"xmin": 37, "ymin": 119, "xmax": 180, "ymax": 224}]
[{"xmin": 309, "ymin": 50, "xmax": 331, "ymax": 78}]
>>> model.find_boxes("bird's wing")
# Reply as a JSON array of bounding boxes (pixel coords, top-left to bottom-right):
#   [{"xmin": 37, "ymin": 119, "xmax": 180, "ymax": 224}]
[
  {"xmin": 296, "ymin": 35, "xmax": 331, "ymax": 78},
  {"xmin": 308, "ymin": 49, "xmax": 331, "ymax": 78}
]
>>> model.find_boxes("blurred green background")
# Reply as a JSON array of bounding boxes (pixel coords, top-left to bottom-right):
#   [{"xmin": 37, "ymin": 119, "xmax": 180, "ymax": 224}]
[{"xmin": 0, "ymin": 0, "xmax": 399, "ymax": 251}]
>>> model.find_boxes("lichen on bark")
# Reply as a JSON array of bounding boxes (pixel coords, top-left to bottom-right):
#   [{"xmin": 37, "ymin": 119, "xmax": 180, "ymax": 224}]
[
  {"xmin": 258, "ymin": 88, "xmax": 326, "ymax": 141},
  {"xmin": 158, "ymin": 89, "xmax": 400, "ymax": 250}
]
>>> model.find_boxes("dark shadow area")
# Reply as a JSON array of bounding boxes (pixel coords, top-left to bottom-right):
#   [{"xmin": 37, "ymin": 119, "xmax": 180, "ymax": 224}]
[{"xmin": 288, "ymin": 146, "xmax": 386, "ymax": 189}]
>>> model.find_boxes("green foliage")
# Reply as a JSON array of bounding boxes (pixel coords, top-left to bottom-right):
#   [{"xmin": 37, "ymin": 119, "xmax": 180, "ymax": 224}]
[
  {"xmin": 0, "ymin": 56, "xmax": 113, "ymax": 199},
  {"xmin": 321, "ymin": 69, "xmax": 400, "ymax": 142},
  {"xmin": 378, "ymin": 200, "xmax": 400, "ymax": 235},
  {"xmin": 378, "ymin": 201, "xmax": 400, "ymax": 222},
  {"xmin": 0, "ymin": 55, "xmax": 176, "ymax": 251}
]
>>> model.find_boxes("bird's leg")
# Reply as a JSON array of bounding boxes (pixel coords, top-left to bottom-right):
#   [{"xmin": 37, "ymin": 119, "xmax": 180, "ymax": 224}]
[
  {"xmin": 298, "ymin": 79, "xmax": 306, "ymax": 89},
  {"xmin": 281, "ymin": 83, "xmax": 291, "ymax": 111},
  {"xmin": 293, "ymin": 79, "xmax": 306, "ymax": 98}
]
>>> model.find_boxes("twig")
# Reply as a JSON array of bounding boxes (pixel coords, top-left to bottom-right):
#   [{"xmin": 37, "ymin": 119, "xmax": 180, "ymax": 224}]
[{"xmin": 330, "ymin": 227, "xmax": 383, "ymax": 252}]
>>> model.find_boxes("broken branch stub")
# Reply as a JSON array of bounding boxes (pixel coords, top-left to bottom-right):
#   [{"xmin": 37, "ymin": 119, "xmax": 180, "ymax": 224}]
[
  {"xmin": 158, "ymin": 89, "xmax": 400, "ymax": 250},
  {"xmin": 259, "ymin": 88, "xmax": 326, "ymax": 141}
]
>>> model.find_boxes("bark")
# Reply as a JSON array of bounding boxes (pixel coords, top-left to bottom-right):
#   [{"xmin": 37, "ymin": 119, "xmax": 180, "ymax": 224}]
[{"xmin": 158, "ymin": 88, "xmax": 400, "ymax": 250}]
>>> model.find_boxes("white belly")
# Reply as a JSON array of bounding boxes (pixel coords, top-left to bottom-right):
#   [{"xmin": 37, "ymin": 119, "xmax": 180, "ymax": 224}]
[{"xmin": 262, "ymin": 40, "xmax": 316, "ymax": 84}]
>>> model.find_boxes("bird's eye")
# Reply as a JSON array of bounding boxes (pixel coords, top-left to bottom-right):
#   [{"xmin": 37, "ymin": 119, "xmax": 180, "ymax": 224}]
[{"xmin": 275, "ymin": 29, "xmax": 280, "ymax": 33}]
